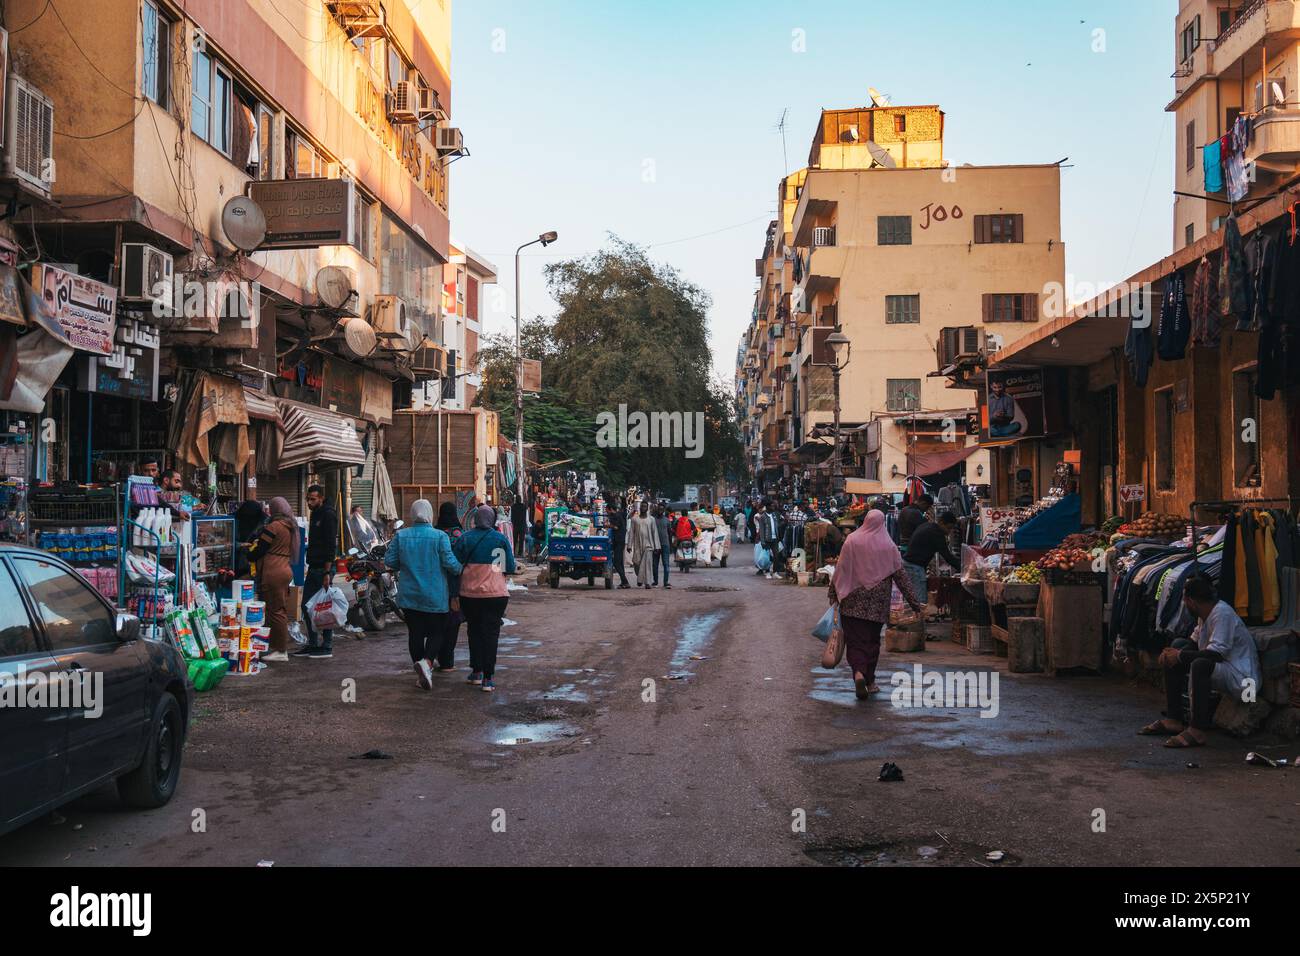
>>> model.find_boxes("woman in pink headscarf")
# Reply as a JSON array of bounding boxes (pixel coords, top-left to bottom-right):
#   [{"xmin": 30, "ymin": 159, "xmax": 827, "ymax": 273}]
[{"xmin": 828, "ymin": 510, "xmax": 924, "ymax": 699}]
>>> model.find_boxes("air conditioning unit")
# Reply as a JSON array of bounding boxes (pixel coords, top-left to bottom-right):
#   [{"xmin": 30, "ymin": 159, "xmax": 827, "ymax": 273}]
[
  {"xmin": 371, "ymin": 294, "xmax": 412, "ymax": 350},
  {"xmin": 957, "ymin": 325, "xmax": 984, "ymax": 358},
  {"xmin": 120, "ymin": 243, "xmax": 174, "ymax": 307},
  {"xmin": 389, "ymin": 81, "xmax": 419, "ymax": 124},
  {"xmin": 812, "ymin": 226, "xmax": 836, "ymax": 248},
  {"xmin": 418, "ymin": 85, "xmax": 446, "ymax": 123},
  {"xmin": 4, "ymin": 75, "xmax": 54, "ymax": 198},
  {"xmin": 326, "ymin": 1, "xmax": 386, "ymax": 38},
  {"xmin": 411, "ymin": 342, "xmax": 447, "ymax": 378},
  {"xmin": 435, "ymin": 125, "xmax": 464, "ymax": 156},
  {"xmin": 985, "ymin": 332, "xmax": 1004, "ymax": 354}
]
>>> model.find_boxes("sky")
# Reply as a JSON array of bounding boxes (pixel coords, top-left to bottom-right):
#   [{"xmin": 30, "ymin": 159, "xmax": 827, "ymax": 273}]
[{"xmin": 446, "ymin": 0, "xmax": 1175, "ymax": 383}]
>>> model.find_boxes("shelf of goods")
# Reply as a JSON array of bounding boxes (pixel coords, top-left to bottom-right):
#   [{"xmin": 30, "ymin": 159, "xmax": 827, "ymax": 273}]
[{"xmin": 27, "ymin": 485, "xmax": 122, "ymax": 605}]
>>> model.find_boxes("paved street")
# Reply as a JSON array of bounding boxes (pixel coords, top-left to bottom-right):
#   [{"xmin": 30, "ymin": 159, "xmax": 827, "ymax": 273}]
[{"xmin": 3, "ymin": 561, "xmax": 1296, "ymax": 867}]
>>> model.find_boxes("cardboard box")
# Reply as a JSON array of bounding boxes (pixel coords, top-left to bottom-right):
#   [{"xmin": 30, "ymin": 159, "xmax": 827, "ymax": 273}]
[{"xmin": 288, "ymin": 585, "xmax": 302, "ymax": 622}]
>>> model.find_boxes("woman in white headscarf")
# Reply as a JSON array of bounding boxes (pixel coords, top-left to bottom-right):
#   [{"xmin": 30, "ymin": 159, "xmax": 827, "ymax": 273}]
[{"xmin": 385, "ymin": 499, "xmax": 462, "ymax": 690}]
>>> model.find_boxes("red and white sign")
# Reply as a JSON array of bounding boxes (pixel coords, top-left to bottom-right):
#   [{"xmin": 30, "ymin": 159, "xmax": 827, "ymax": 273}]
[
  {"xmin": 34, "ymin": 263, "xmax": 117, "ymax": 355},
  {"xmin": 1120, "ymin": 484, "xmax": 1145, "ymax": 504}
]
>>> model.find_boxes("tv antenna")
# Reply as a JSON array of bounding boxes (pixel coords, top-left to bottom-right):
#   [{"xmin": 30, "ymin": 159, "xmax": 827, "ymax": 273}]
[{"xmin": 774, "ymin": 108, "xmax": 789, "ymax": 175}]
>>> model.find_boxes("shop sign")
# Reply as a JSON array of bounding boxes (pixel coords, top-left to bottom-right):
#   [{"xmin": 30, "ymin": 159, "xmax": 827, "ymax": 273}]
[
  {"xmin": 248, "ymin": 179, "xmax": 353, "ymax": 249},
  {"xmin": 78, "ymin": 314, "xmax": 159, "ymax": 402},
  {"xmin": 981, "ymin": 368, "xmax": 1046, "ymax": 444},
  {"xmin": 321, "ymin": 356, "xmax": 363, "ymax": 418},
  {"xmin": 521, "ymin": 358, "xmax": 542, "ymax": 394},
  {"xmin": 34, "ymin": 264, "xmax": 117, "ymax": 355},
  {"xmin": 1120, "ymin": 484, "xmax": 1145, "ymax": 504}
]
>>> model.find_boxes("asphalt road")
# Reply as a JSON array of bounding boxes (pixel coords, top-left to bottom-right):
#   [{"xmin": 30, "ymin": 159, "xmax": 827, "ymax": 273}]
[{"xmin": 4, "ymin": 558, "xmax": 1298, "ymax": 866}]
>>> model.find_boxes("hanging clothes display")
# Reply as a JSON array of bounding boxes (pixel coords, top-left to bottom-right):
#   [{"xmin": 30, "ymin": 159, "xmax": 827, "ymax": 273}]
[
  {"xmin": 1189, "ymin": 254, "xmax": 1220, "ymax": 348},
  {"xmin": 1156, "ymin": 270, "xmax": 1191, "ymax": 360},
  {"xmin": 1203, "ymin": 139, "xmax": 1224, "ymax": 193},
  {"xmin": 1124, "ymin": 318, "xmax": 1154, "ymax": 387},
  {"xmin": 1218, "ymin": 216, "xmax": 1249, "ymax": 326}
]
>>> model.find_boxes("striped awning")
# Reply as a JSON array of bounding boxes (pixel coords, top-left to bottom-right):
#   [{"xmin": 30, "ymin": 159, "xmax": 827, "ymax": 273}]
[
  {"xmin": 276, "ymin": 400, "xmax": 366, "ymax": 470},
  {"xmin": 243, "ymin": 388, "xmax": 281, "ymax": 424}
]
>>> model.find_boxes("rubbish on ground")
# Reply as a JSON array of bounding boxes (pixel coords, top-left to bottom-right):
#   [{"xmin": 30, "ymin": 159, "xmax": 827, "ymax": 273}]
[
  {"xmin": 934, "ymin": 830, "xmax": 951, "ymax": 845},
  {"xmin": 1245, "ymin": 752, "xmax": 1287, "ymax": 768},
  {"xmin": 985, "ymin": 850, "xmax": 1006, "ymax": 862},
  {"xmin": 257, "ymin": 860, "xmax": 274, "ymax": 867},
  {"xmin": 1186, "ymin": 762, "xmax": 1200, "ymax": 769},
  {"xmin": 502, "ymin": 618, "xmax": 518, "ymax": 627},
  {"xmin": 507, "ymin": 581, "xmax": 529, "ymax": 592},
  {"xmin": 72, "ymin": 823, "xmax": 83, "ymax": 831},
  {"xmin": 878, "ymin": 761, "xmax": 904, "ymax": 782},
  {"xmin": 917, "ymin": 845, "xmax": 940, "ymax": 858},
  {"xmin": 351, "ymin": 749, "xmax": 394, "ymax": 760}
]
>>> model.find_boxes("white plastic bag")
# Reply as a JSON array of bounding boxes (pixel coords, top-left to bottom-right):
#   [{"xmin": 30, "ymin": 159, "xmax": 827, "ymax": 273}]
[{"xmin": 307, "ymin": 586, "xmax": 349, "ymax": 630}]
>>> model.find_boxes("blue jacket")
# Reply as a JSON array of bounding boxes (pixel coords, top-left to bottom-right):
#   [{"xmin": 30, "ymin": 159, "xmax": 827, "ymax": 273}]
[
  {"xmin": 453, "ymin": 528, "xmax": 517, "ymax": 574},
  {"xmin": 385, "ymin": 523, "xmax": 462, "ymax": 613}
]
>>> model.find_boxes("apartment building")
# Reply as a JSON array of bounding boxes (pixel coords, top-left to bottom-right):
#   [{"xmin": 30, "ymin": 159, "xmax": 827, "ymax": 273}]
[
  {"xmin": 1170, "ymin": 0, "xmax": 1300, "ymax": 249},
  {"xmin": 435, "ymin": 242, "xmax": 498, "ymax": 410},
  {"xmin": 0, "ymin": 0, "xmax": 479, "ymax": 514},
  {"xmin": 738, "ymin": 101, "xmax": 1066, "ymax": 497}
]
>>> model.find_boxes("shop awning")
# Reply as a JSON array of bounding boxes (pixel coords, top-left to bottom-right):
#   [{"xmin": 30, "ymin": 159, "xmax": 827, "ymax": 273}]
[
  {"xmin": 276, "ymin": 400, "xmax": 367, "ymax": 470},
  {"xmin": 906, "ymin": 444, "xmax": 979, "ymax": 477},
  {"xmin": 243, "ymin": 388, "xmax": 281, "ymax": 423}
]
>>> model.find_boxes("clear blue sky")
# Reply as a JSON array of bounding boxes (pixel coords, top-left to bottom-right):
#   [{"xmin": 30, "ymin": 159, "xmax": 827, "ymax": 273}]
[{"xmin": 448, "ymin": 0, "xmax": 1175, "ymax": 381}]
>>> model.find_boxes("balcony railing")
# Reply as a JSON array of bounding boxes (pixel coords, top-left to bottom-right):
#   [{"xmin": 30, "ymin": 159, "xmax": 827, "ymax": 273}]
[{"xmin": 1219, "ymin": 0, "xmax": 1265, "ymax": 47}]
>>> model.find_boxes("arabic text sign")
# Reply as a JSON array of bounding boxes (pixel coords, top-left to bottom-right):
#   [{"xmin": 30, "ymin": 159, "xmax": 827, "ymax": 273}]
[{"xmin": 37, "ymin": 264, "xmax": 116, "ymax": 355}]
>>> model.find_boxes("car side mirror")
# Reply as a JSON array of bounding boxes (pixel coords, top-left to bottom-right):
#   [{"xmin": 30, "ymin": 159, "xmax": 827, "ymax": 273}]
[{"xmin": 116, "ymin": 613, "xmax": 141, "ymax": 642}]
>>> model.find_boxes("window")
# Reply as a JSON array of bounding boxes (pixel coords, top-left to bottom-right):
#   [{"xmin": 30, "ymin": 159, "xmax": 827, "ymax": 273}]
[
  {"xmin": 192, "ymin": 50, "xmax": 232, "ymax": 155},
  {"xmin": 387, "ymin": 43, "xmax": 409, "ymax": 92},
  {"xmin": 893, "ymin": 114, "xmax": 907, "ymax": 133},
  {"xmin": 442, "ymin": 349, "xmax": 458, "ymax": 401},
  {"xmin": 1155, "ymin": 387, "xmax": 1176, "ymax": 492},
  {"xmin": 0, "ymin": 564, "xmax": 37, "ymax": 659},
  {"xmin": 1233, "ymin": 365, "xmax": 1262, "ymax": 487},
  {"xmin": 233, "ymin": 83, "xmax": 272, "ymax": 179},
  {"xmin": 352, "ymin": 191, "xmax": 375, "ymax": 261},
  {"xmin": 885, "ymin": 294, "xmax": 920, "ymax": 324},
  {"xmin": 14, "ymin": 559, "xmax": 115, "ymax": 651},
  {"xmin": 285, "ymin": 126, "xmax": 327, "ymax": 179},
  {"xmin": 887, "ymin": 379, "xmax": 921, "ymax": 413},
  {"xmin": 1180, "ymin": 16, "xmax": 1201, "ymax": 62},
  {"xmin": 1218, "ymin": 7, "xmax": 1233, "ymax": 37},
  {"xmin": 878, "ymin": 215, "xmax": 912, "ymax": 245},
  {"xmin": 1185, "ymin": 223, "xmax": 1196, "ymax": 247},
  {"xmin": 1186, "ymin": 120, "xmax": 1196, "ymax": 171},
  {"xmin": 983, "ymin": 293, "xmax": 1039, "ymax": 323},
  {"xmin": 141, "ymin": 0, "xmax": 171, "ymax": 106},
  {"xmin": 973, "ymin": 214, "xmax": 1023, "ymax": 244}
]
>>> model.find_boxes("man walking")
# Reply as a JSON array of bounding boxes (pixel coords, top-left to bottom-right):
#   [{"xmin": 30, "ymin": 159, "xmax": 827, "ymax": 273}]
[
  {"xmin": 652, "ymin": 505, "xmax": 672, "ymax": 589},
  {"xmin": 609, "ymin": 495, "xmax": 631, "ymax": 589},
  {"xmin": 756, "ymin": 499, "xmax": 781, "ymax": 579},
  {"xmin": 296, "ymin": 484, "xmax": 339, "ymax": 659},
  {"xmin": 897, "ymin": 494, "xmax": 931, "ymax": 548},
  {"xmin": 630, "ymin": 501, "xmax": 658, "ymax": 589},
  {"xmin": 901, "ymin": 510, "xmax": 961, "ymax": 617}
]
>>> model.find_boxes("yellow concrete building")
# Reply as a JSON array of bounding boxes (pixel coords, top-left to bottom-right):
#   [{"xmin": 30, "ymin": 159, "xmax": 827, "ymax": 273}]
[
  {"xmin": 739, "ymin": 102, "xmax": 1066, "ymax": 497},
  {"xmin": 1169, "ymin": 0, "xmax": 1300, "ymax": 249}
]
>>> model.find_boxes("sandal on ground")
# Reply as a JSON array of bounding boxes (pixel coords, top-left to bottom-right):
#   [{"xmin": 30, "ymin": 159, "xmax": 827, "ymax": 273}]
[
  {"xmin": 853, "ymin": 673, "xmax": 870, "ymax": 701},
  {"xmin": 1138, "ymin": 718, "xmax": 1184, "ymax": 736},
  {"xmin": 866, "ymin": 683, "xmax": 881, "ymax": 694},
  {"xmin": 1163, "ymin": 730, "xmax": 1206, "ymax": 749}
]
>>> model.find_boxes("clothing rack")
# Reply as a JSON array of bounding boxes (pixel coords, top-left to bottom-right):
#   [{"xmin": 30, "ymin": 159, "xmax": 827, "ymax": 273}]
[{"xmin": 1188, "ymin": 498, "xmax": 1300, "ymax": 550}]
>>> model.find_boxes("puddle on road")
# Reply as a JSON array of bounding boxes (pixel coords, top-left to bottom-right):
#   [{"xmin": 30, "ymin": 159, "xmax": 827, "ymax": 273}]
[
  {"xmin": 533, "ymin": 682, "xmax": 590, "ymax": 703},
  {"xmin": 806, "ymin": 836, "xmax": 1019, "ymax": 868},
  {"xmin": 682, "ymin": 585, "xmax": 738, "ymax": 593},
  {"xmin": 667, "ymin": 611, "xmax": 728, "ymax": 676},
  {"xmin": 492, "ymin": 721, "xmax": 581, "ymax": 746}
]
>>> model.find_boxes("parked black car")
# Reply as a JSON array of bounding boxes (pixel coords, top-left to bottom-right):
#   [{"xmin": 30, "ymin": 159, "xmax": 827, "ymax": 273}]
[{"xmin": 0, "ymin": 545, "xmax": 192, "ymax": 837}]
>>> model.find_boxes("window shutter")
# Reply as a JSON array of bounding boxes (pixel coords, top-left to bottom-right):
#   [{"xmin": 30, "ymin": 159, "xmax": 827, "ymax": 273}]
[
  {"xmin": 1023, "ymin": 293, "xmax": 1038, "ymax": 321},
  {"xmin": 1013, "ymin": 214, "xmax": 1024, "ymax": 243},
  {"xmin": 982, "ymin": 293, "xmax": 993, "ymax": 323},
  {"xmin": 974, "ymin": 215, "xmax": 987, "ymax": 244}
]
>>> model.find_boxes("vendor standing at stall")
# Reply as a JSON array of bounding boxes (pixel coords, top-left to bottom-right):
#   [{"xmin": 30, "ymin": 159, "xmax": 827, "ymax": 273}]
[{"xmin": 901, "ymin": 510, "xmax": 961, "ymax": 609}]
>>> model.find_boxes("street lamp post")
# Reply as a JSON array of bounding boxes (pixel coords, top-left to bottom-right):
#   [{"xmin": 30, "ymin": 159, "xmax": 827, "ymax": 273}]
[
  {"xmin": 825, "ymin": 329, "xmax": 851, "ymax": 496},
  {"xmin": 514, "ymin": 230, "xmax": 558, "ymax": 505}
]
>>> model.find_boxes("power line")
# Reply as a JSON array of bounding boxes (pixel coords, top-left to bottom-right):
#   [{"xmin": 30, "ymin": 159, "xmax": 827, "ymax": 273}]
[{"xmin": 49, "ymin": 0, "xmax": 137, "ymax": 99}]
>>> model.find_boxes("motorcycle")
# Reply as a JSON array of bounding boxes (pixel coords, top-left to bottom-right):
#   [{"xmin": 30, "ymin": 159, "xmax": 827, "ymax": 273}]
[{"xmin": 345, "ymin": 521, "xmax": 404, "ymax": 631}]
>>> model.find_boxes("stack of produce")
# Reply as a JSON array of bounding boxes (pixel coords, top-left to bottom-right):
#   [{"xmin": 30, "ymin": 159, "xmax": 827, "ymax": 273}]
[
  {"xmin": 1112, "ymin": 512, "xmax": 1187, "ymax": 542},
  {"xmin": 1010, "ymin": 564, "xmax": 1042, "ymax": 584}
]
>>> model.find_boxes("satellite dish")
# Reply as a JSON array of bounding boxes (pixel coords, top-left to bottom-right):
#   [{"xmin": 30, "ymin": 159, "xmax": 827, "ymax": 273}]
[
  {"xmin": 868, "ymin": 87, "xmax": 892, "ymax": 108},
  {"xmin": 315, "ymin": 265, "xmax": 357, "ymax": 310},
  {"xmin": 221, "ymin": 196, "xmax": 267, "ymax": 252},
  {"xmin": 341, "ymin": 317, "xmax": 377, "ymax": 358},
  {"xmin": 867, "ymin": 141, "xmax": 898, "ymax": 169}
]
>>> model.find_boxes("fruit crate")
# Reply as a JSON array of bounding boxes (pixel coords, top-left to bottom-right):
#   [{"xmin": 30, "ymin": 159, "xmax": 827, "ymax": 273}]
[{"xmin": 1044, "ymin": 569, "xmax": 1107, "ymax": 587}]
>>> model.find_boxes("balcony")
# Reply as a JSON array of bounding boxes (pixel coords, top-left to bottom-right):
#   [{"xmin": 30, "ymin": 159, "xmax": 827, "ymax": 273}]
[
  {"xmin": 1246, "ymin": 108, "xmax": 1300, "ymax": 168},
  {"xmin": 1212, "ymin": 1, "xmax": 1300, "ymax": 80}
]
